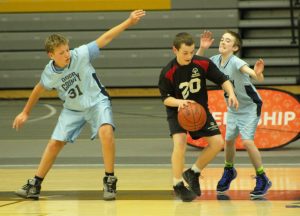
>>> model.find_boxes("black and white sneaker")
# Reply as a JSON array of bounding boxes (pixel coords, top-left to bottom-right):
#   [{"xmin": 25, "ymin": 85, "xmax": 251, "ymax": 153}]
[
  {"xmin": 173, "ymin": 182, "xmax": 197, "ymax": 202},
  {"xmin": 103, "ymin": 176, "xmax": 118, "ymax": 201},
  {"xmin": 15, "ymin": 178, "xmax": 41, "ymax": 200},
  {"xmin": 183, "ymin": 168, "xmax": 201, "ymax": 196}
]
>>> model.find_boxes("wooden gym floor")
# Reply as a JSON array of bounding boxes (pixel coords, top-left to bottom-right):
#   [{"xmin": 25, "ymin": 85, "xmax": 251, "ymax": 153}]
[{"xmin": 0, "ymin": 98, "xmax": 299, "ymax": 216}]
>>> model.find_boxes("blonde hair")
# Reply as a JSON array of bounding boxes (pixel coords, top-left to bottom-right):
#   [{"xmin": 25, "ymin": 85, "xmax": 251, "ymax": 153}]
[{"xmin": 44, "ymin": 33, "xmax": 69, "ymax": 53}]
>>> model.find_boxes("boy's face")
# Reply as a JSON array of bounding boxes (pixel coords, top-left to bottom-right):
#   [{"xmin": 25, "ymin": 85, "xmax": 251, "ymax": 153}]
[
  {"xmin": 48, "ymin": 44, "xmax": 71, "ymax": 68},
  {"xmin": 173, "ymin": 43, "xmax": 195, "ymax": 66},
  {"xmin": 219, "ymin": 33, "xmax": 238, "ymax": 55}
]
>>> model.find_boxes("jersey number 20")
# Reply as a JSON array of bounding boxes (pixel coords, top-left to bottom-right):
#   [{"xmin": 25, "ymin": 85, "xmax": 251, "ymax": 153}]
[{"xmin": 179, "ymin": 78, "xmax": 201, "ymax": 99}]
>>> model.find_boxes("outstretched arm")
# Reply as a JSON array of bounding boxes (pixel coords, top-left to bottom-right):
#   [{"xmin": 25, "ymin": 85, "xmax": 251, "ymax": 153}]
[
  {"xmin": 196, "ymin": 30, "xmax": 214, "ymax": 56},
  {"xmin": 12, "ymin": 83, "xmax": 46, "ymax": 131},
  {"xmin": 221, "ymin": 80, "xmax": 239, "ymax": 110},
  {"xmin": 240, "ymin": 58, "xmax": 264, "ymax": 82},
  {"xmin": 96, "ymin": 10, "xmax": 146, "ymax": 48}
]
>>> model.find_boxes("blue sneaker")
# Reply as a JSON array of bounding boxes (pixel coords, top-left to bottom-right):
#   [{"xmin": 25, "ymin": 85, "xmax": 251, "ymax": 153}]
[
  {"xmin": 250, "ymin": 173, "xmax": 272, "ymax": 197},
  {"xmin": 216, "ymin": 167, "xmax": 237, "ymax": 194}
]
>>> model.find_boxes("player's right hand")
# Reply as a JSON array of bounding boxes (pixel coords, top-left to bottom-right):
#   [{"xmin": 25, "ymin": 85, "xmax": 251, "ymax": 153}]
[
  {"xmin": 177, "ymin": 99, "xmax": 195, "ymax": 111},
  {"xmin": 200, "ymin": 30, "xmax": 214, "ymax": 50},
  {"xmin": 128, "ymin": 9, "xmax": 146, "ymax": 25},
  {"xmin": 12, "ymin": 112, "xmax": 29, "ymax": 131}
]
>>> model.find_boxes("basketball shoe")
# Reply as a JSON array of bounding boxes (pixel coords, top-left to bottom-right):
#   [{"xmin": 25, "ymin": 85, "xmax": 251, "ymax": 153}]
[
  {"xmin": 173, "ymin": 182, "xmax": 197, "ymax": 202},
  {"xmin": 15, "ymin": 178, "xmax": 41, "ymax": 200},
  {"xmin": 103, "ymin": 176, "xmax": 117, "ymax": 200},
  {"xmin": 182, "ymin": 168, "xmax": 201, "ymax": 196},
  {"xmin": 216, "ymin": 167, "xmax": 237, "ymax": 194},
  {"xmin": 250, "ymin": 173, "xmax": 272, "ymax": 197}
]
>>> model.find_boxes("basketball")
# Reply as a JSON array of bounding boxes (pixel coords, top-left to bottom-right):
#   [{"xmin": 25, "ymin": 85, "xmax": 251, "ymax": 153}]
[{"xmin": 177, "ymin": 102, "xmax": 207, "ymax": 132}]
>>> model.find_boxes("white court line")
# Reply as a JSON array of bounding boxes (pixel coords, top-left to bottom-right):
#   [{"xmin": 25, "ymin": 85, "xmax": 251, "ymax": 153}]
[{"xmin": 27, "ymin": 104, "xmax": 57, "ymax": 123}]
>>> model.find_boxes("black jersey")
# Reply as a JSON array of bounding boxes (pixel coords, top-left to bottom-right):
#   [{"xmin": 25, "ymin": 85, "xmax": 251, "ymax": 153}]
[{"xmin": 158, "ymin": 55, "xmax": 228, "ymax": 117}]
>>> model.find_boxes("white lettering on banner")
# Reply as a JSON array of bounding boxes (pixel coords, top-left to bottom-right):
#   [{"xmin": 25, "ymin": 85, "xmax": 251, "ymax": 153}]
[
  {"xmin": 211, "ymin": 111, "xmax": 296, "ymax": 126},
  {"xmin": 259, "ymin": 112, "xmax": 296, "ymax": 126},
  {"xmin": 212, "ymin": 112, "xmax": 227, "ymax": 126}
]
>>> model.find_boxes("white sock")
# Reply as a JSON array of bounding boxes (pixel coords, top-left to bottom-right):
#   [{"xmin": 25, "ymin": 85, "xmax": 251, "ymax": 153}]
[
  {"xmin": 191, "ymin": 164, "xmax": 201, "ymax": 173},
  {"xmin": 173, "ymin": 177, "xmax": 183, "ymax": 186}
]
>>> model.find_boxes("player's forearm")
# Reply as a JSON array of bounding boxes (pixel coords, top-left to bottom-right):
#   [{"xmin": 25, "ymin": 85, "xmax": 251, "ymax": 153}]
[
  {"xmin": 22, "ymin": 83, "xmax": 45, "ymax": 115},
  {"xmin": 163, "ymin": 97, "xmax": 182, "ymax": 107},
  {"xmin": 221, "ymin": 80, "xmax": 235, "ymax": 97},
  {"xmin": 96, "ymin": 18, "xmax": 132, "ymax": 48},
  {"xmin": 254, "ymin": 72, "xmax": 264, "ymax": 82},
  {"xmin": 196, "ymin": 47, "xmax": 206, "ymax": 56}
]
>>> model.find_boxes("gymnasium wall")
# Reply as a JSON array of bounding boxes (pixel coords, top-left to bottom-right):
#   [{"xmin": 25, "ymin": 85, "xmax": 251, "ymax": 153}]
[{"xmin": 0, "ymin": 0, "xmax": 299, "ymax": 98}]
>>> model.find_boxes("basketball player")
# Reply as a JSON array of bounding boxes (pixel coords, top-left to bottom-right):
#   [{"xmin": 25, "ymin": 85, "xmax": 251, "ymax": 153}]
[
  {"xmin": 158, "ymin": 32, "xmax": 239, "ymax": 202},
  {"xmin": 12, "ymin": 10, "xmax": 146, "ymax": 201},
  {"xmin": 197, "ymin": 30, "xmax": 272, "ymax": 197}
]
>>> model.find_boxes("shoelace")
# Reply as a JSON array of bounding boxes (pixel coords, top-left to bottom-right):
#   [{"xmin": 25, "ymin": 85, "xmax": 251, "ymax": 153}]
[
  {"xmin": 106, "ymin": 180, "xmax": 116, "ymax": 192},
  {"xmin": 21, "ymin": 183, "xmax": 31, "ymax": 190}
]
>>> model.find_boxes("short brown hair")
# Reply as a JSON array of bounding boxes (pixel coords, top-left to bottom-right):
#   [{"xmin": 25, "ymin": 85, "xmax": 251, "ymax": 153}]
[
  {"xmin": 173, "ymin": 32, "xmax": 195, "ymax": 50},
  {"xmin": 225, "ymin": 30, "xmax": 242, "ymax": 54},
  {"xmin": 44, "ymin": 33, "xmax": 69, "ymax": 53}
]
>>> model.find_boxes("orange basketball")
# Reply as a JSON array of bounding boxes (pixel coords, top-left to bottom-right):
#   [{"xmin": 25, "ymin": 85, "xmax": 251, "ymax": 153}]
[{"xmin": 178, "ymin": 102, "xmax": 207, "ymax": 132}]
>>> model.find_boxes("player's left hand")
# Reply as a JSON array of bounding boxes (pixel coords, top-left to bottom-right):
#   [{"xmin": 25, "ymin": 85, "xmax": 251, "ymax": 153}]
[
  {"xmin": 228, "ymin": 94, "xmax": 239, "ymax": 110},
  {"xmin": 254, "ymin": 58, "xmax": 264, "ymax": 76},
  {"xmin": 128, "ymin": 10, "xmax": 146, "ymax": 25}
]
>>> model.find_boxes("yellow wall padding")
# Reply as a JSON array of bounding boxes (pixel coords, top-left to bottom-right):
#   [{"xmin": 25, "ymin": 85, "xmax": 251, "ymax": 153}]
[{"xmin": 0, "ymin": 0, "xmax": 171, "ymax": 13}]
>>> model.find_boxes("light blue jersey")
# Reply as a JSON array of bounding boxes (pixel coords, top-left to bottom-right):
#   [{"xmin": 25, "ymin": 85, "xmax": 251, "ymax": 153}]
[
  {"xmin": 40, "ymin": 41, "xmax": 108, "ymax": 111},
  {"xmin": 211, "ymin": 54, "xmax": 262, "ymax": 140},
  {"xmin": 40, "ymin": 41, "xmax": 114, "ymax": 143},
  {"xmin": 210, "ymin": 54, "xmax": 262, "ymax": 115}
]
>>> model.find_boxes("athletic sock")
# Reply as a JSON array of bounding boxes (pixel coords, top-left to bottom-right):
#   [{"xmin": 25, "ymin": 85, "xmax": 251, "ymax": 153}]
[
  {"xmin": 34, "ymin": 175, "xmax": 44, "ymax": 185},
  {"xmin": 225, "ymin": 161, "xmax": 234, "ymax": 168},
  {"xmin": 256, "ymin": 166, "xmax": 265, "ymax": 175},
  {"xmin": 173, "ymin": 178, "xmax": 183, "ymax": 186},
  {"xmin": 191, "ymin": 164, "xmax": 201, "ymax": 173},
  {"xmin": 105, "ymin": 172, "xmax": 114, "ymax": 176}
]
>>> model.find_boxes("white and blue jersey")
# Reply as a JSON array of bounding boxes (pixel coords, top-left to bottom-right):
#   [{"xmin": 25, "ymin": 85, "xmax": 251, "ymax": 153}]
[
  {"xmin": 40, "ymin": 41, "xmax": 114, "ymax": 143},
  {"xmin": 40, "ymin": 41, "xmax": 109, "ymax": 111},
  {"xmin": 210, "ymin": 54, "xmax": 262, "ymax": 116},
  {"xmin": 210, "ymin": 54, "xmax": 262, "ymax": 140}
]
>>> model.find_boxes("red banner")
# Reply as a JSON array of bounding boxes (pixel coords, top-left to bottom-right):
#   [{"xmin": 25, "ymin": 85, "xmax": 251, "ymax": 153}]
[{"xmin": 187, "ymin": 88, "xmax": 300, "ymax": 150}]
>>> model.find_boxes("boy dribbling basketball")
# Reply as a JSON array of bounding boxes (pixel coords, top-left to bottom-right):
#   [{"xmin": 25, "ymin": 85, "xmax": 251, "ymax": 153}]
[
  {"xmin": 158, "ymin": 32, "xmax": 239, "ymax": 201},
  {"xmin": 12, "ymin": 10, "xmax": 145, "ymax": 201}
]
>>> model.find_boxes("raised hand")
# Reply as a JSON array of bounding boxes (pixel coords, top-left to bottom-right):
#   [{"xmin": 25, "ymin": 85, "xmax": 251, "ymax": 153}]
[
  {"xmin": 254, "ymin": 58, "xmax": 264, "ymax": 76},
  {"xmin": 200, "ymin": 30, "xmax": 214, "ymax": 49},
  {"xmin": 128, "ymin": 9, "xmax": 146, "ymax": 25}
]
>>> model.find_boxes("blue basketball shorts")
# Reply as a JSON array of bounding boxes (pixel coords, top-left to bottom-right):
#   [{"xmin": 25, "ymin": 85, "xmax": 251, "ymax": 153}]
[
  {"xmin": 225, "ymin": 110, "xmax": 260, "ymax": 141},
  {"xmin": 51, "ymin": 98, "xmax": 115, "ymax": 143}
]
